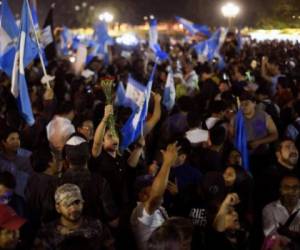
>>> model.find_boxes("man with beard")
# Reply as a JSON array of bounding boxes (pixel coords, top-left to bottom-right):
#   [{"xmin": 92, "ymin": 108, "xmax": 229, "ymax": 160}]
[
  {"xmin": 257, "ymin": 139, "xmax": 300, "ymax": 208},
  {"xmin": 33, "ymin": 184, "xmax": 114, "ymax": 250},
  {"xmin": 262, "ymin": 175, "xmax": 300, "ymax": 249}
]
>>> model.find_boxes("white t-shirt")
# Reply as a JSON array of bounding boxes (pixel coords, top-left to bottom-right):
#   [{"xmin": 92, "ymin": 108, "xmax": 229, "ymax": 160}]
[
  {"xmin": 131, "ymin": 202, "xmax": 168, "ymax": 250},
  {"xmin": 263, "ymin": 200, "xmax": 300, "ymax": 236}
]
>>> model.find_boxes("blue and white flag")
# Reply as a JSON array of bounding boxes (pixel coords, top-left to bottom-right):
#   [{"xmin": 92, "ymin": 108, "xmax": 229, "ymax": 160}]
[
  {"xmin": 149, "ymin": 19, "xmax": 168, "ymax": 61},
  {"xmin": 94, "ymin": 21, "xmax": 114, "ymax": 64},
  {"xmin": 120, "ymin": 78, "xmax": 147, "ymax": 150},
  {"xmin": 234, "ymin": 110, "xmax": 249, "ymax": 172},
  {"xmin": 11, "ymin": 0, "xmax": 39, "ymax": 126},
  {"xmin": 175, "ymin": 16, "xmax": 211, "ymax": 37},
  {"xmin": 0, "ymin": 0, "xmax": 19, "ymax": 76},
  {"xmin": 60, "ymin": 26, "xmax": 72, "ymax": 56},
  {"xmin": 194, "ymin": 27, "xmax": 228, "ymax": 64},
  {"xmin": 163, "ymin": 70, "xmax": 176, "ymax": 111},
  {"xmin": 121, "ymin": 64, "xmax": 157, "ymax": 149}
]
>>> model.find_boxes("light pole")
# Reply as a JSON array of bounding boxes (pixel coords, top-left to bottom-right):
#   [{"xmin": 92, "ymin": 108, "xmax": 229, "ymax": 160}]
[{"xmin": 221, "ymin": 2, "xmax": 240, "ymax": 27}]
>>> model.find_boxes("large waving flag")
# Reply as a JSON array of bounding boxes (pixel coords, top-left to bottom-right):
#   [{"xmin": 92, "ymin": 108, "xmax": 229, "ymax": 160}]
[
  {"xmin": 234, "ymin": 110, "xmax": 249, "ymax": 172},
  {"xmin": 11, "ymin": 0, "xmax": 39, "ymax": 126},
  {"xmin": 120, "ymin": 78, "xmax": 147, "ymax": 150},
  {"xmin": 115, "ymin": 80, "xmax": 138, "ymax": 111},
  {"xmin": 149, "ymin": 19, "xmax": 168, "ymax": 61},
  {"xmin": 194, "ymin": 27, "xmax": 228, "ymax": 67},
  {"xmin": 94, "ymin": 21, "xmax": 114, "ymax": 65},
  {"xmin": 0, "ymin": 0, "xmax": 19, "ymax": 76},
  {"xmin": 163, "ymin": 70, "xmax": 176, "ymax": 111},
  {"xmin": 175, "ymin": 16, "xmax": 211, "ymax": 37},
  {"xmin": 121, "ymin": 64, "xmax": 158, "ymax": 150}
]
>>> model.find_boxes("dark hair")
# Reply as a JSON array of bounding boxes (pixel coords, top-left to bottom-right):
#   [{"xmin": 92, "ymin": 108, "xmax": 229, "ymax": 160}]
[
  {"xmin": 209, "ymin": 100, "xmax": 227, "ymax": 114},
  {"xmin": 31, "ymin": 146, "xmax": 54, "ymax": 173},
  {"xmin": 0, "ymin": 126, "xmax": 19, "ymax": 142},
  {"xmin": 147, "ymin": 217, "xmax": 193, "ymax": 250},
  {"xmin": 0, "ymin": 171, "xmax": 16, "ymax": 189},
  {"xmin": 280, "ymin": 174, "xmax": 300, "ymax": 187},
  {"xmin": 293, "ymin": 100, "xmax": 300, "ymax": 116},
  {"xmin": 239, "ymin": 91, "xmax": 256, "ymax": 103},
  {"xmin": 225, "ymin": 165, "xmax": 249, "ymax": 186},
  {"xmin": 177, "ymin": 96, "xmax": 193, "ymax": 113},
  {"xmin": 56, "ymin": 101, "xmax": 74, "ymax": 115},
  {"xmin": 275, "ymin": 139, "xmax": 295, "ymax": 153},
  {"xmin": 73, "ymin": 115, "xmax": 93, "ymax": 129},
  {"xmin": 64, "ymin": 133, "xmax": 90, "ymax": 167},
  {"xmin": 209, "ymin": 125, "xmax": 226, "ymax": 146},
  {"xmin": 170, "ymin": 137, "xmax": 191, "ymax": 156}
]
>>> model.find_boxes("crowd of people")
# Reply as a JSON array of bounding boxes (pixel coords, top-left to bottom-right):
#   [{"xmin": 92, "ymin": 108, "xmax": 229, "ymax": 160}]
[{"xmin": 0, "ymin": 29, "xmax": 300, "ymax": 250}]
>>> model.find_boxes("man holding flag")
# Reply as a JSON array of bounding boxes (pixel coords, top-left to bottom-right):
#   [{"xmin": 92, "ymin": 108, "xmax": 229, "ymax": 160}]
[{"xmin": 230, "ymin": 92, "xmax": 278, "ymax": 175}]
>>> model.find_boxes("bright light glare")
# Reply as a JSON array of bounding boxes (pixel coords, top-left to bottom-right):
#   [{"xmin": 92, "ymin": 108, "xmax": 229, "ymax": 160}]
[
  {"xmin": 250, "ymin": 30, "xmax": 300, "ymax": 43},
  {"xmin": 98, "ymin": 12, "xmax": 114, "ymax": 23},
  {"xmin": 69, "ymin": 56, "xmax": 76, "ymax": 63},
  {"xmin": 116, "ymin": 33, "xmax": 139, "ymax": 46},
  {"xmin": 221, "ymin": 2, "xmax": 240, "ymax": 18}
]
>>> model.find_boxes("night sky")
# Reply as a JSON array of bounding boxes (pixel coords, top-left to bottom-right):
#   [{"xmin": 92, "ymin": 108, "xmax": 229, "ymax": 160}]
[{"xmin": 8, "ymin": 0, "xmax": 276, "ymax": 27}]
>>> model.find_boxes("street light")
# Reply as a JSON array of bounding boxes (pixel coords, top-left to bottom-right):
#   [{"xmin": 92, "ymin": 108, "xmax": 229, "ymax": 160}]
[
  {"xmin": 221, "ymin": 2, "xmax": 240, "ymax": 27},
  {"xmin": 98, "ymin": 12, "xmax": 114, "ymax": 23}
]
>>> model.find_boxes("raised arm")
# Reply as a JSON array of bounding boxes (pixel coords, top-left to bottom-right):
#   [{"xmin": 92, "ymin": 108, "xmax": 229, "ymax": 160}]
[
  {"xmin": 143, "ymin": 93, "xmax": 162, "ymax": 137},
  {"xmin": 145, "ymin": 142, "xmax": 180, "ymax": 215},
  {"xmin": 92, "ymin": 105, "xmax": 113, "ymax": 158}
]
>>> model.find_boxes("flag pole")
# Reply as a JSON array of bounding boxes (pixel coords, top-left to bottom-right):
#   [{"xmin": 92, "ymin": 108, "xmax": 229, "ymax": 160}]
[{"xmin": 25, "ymin": 0, "xmax": 50, "ymax": 89}]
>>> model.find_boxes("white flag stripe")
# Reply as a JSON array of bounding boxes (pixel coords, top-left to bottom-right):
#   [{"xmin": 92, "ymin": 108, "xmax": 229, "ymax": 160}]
[
  {"xmin": 0, "ymin": 26, "xmax": 12, "ymax": 54},
  {"xmin": 11, "ymin": 51, "xmax": 19, "ymax": 98},
  {"xmin": 19, "ymin": 31, "xmax": 26, "ymax": 75}
]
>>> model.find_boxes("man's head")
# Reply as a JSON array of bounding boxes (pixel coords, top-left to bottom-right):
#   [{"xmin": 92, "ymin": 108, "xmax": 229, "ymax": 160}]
[
  {"xmin": 74, "ymin": 116, "xmax": 94, "ymax": 142},
  {"xmin": 183, "ymin": 61, "xmax": 194, "ymax": 75},
  {"xmin": 227, "ymin": 149, "xmax": 242, "ymax": 166},
  {"xmin": 239, "ymin": 92, "xmax": 256, "ymax": 118},
  {"xmin": 0, "ymin": 127, "xmax": 20, "ymax": 154},
  {"xmin": 172, "ymin": 138, "xmax": 191, "ymax": 167},
  {"xmin": 231, "ymin": 64, "xmax": 246, "ymax": 82},
  {"xmin": 209, "ymin": 125, "xmax": 226, "ymax": 147},
  {"xmin": 279, "ymin": 175, "xmax": 300, "ymax": 208},
  {"xmin": 31, "ymin": 146, "xmax": 57, "ymax": 174},
  {"xmin": 267, "ymin": 57, "xmax": 280, "ymax": 75},
  {"xmin": 55, "ymin": 184, "xmax": 84, "ymax": 224},
  {"xmin": 103, "ymin": 130, "xmax": 119, "ymax": 153},
  {"xmin": 57, "ymin": 101, "xmax": 75, "ymax": 121},
  {"xmin": 276, "ymin": 140, "xmax": 299, "ymax": 169},
  {"xmin": 64, "ymin": 135, "xmax": 90, "ymax": 168},
  {"xmin": 0, "ymin": 204, "xmax": 26, "ymax": 249}
]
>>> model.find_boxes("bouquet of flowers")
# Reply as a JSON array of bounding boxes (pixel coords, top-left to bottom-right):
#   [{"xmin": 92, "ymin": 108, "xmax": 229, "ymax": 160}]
[{"xmin": 100, "ymin": 77, "xmax": 118, "ymax": 138}]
